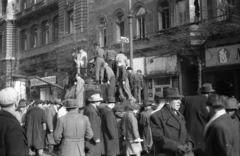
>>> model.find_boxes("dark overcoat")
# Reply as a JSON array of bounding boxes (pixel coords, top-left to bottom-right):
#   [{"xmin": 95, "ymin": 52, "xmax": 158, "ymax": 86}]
[
  {"xmin": 0, "ymin": 110, "xmax": 29, "ymax": 156},
  {"xmin": 204, "ymin": 113, "xmax": 239, "ymax": 156},
  {"xmin": 54, "ymin": 111, "xmax": 93, "ymax": 156},
  {"xmin": 84, "ymin": 104, "xmax": 104, "ymax": 156},
  {"xmin": 150, "ymin": 105, "xmax": 193, "ymax": 156},
  {"xmin": 180, "ymin": 95, "xmax": 208, "ymax": 155},
  {"xmin": 100, "ymin": 106, "xmax": 120, "ymax": 155},
  {"xmin": 25, "ymin": 106, "xmax": 46, "ymax": 149},
  {"xmin": 46, "ymin": 105, "xmax": 58, "ymax": 145}
]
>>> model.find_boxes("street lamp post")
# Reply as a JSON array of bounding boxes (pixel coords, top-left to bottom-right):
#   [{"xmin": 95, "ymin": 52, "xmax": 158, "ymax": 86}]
[{"xmin": 128, "ymin": 0, "xmax": 133, "ymax": 68}]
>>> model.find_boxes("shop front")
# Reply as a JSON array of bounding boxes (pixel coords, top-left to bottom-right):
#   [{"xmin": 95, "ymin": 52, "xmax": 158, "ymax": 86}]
[
  {"xmin": 30, "ymin": 76, "xmax": 58, "ymax": 101},
  {"xmin": 145, "ymin": 55, "xmax": 180, "ymax": 101},
  {"xmin": 203, "ymin": 44, "xmax": 240, "ymax": 100}
]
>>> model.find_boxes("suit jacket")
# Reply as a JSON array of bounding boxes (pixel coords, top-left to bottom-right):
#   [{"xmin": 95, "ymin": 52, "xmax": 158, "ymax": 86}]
[
  {"xmin": 204, "ymin": 113, "xmax": 239, "ymax": 156},
  {"xmin": 0, "ymin": 110, "xmax": 29, "ymax": 156},
  {"xmin": 25, "ymin": 106, "xmax": 46, "ymax": 149},
  {"xmin": 106, "ymin": 50, "xmax": 117, "ymax": 60},
  {"xmin": 46, "ymin": 105, "xmax": 58, "ymax": 145},
  {"xmin": 84, "ymin": 104, "xmax": 104, "ymax": 155},
  {"xmin": 54, "ymin": 111, "xmax": 93, "ymax": 156},
  {"xmin": 101, "ymin": 106, "xmax": 120, "ymax": 155},
  {"xmin": 181, "ymin": 95, "xmax": 208, "ymax": 154},
  {"xmin": 150, "ymin": 105, "xmax": 193, "ymax": 156}
]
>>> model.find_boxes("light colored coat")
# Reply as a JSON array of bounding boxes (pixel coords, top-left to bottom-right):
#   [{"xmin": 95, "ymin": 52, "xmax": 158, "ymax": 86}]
[{"xmin": 54, "ymin": 111, "xmax": 93, "ymax": 156}]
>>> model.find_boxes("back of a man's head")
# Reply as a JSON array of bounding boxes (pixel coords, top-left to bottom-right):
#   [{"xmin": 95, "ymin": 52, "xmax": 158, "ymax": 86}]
[
  {"xmin": 206, "ymin": 94, "xmax": 225, "ymax": 110},
  {"xmin": 0, "ymin": 87, "xmax": 18, "ymax": 110}
]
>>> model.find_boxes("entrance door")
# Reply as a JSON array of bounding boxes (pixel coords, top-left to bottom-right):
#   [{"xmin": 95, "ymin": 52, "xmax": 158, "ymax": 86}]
[{"xmin": 154, "ymin": 77, "xmax": 172, "ymax": 97}]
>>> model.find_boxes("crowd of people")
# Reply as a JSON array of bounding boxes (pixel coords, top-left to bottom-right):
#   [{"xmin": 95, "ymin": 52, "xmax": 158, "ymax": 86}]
[
  {"xmin": 0, "ymin": 82, "xmax": 240, "ymax": 156},
  {"xmin": 0, "ymin": 45, "xmax": 240, "ymax": 156}
]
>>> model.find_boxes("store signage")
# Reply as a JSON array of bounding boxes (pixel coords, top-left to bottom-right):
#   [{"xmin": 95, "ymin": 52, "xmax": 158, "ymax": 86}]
[
  {"xmin": 30, "ymin": 76, "xmax": 56, "ymax": 87},
  {"xmin": 205, "ymin": 44, "xmax": 240, "ymax": 67},
  {"xmin": 145, "ymin": 55, "xmax": 177, "ymax": 75}
]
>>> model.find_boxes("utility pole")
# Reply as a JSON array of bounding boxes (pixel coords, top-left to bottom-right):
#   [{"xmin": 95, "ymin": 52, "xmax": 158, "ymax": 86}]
[{"xmin": 128, "ymin": 0, "xmax": 133, "ymax": 68}]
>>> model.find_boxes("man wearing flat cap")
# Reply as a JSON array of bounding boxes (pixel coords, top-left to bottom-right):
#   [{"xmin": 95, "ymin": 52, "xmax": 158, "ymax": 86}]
[
  {"xmin": 150, "ymin": 88, "xmax": 194, "ymax": 156},
  {"xmin": 54, "ymin": 99, "xmax": 93, "ymax": 156},
  {"xmin": 84, "ymin": 94, "xmax": 104, "ymax": 156},
  {"xmin": 180, "ymin": 83, "xmax": 214, "ymax": 156},
  {"xmin": 100, "ymin": 97, "xmax": 120, "ymax": 156},
  {"xmin": 0, "ymin": 87, "xmax": 29, "ymax": 156},
  {"xmin": 204, "ymin": 94, "xmax": 239, "ymax": 156}
]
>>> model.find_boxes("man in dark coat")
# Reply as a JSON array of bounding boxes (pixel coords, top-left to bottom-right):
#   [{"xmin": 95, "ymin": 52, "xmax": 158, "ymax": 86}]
[
  {"xmin": 101, "ymin": 97, "xmax": 120, "ymax": 156},
  {"xmin": 204, "ymin": 94, "xmax": 239, "ymax": 156},
  {"xmin": 180, "ymin": 83, "xmax": 214, "ymax": 156},
  {"xmin": 150, "ymin": 88, "xmax": 194, "ymax": 156},
  {"xmin": 25, "ymin": 100, "xmax": 47, "ymax": 156},
  {"xmin": 46, "ymin": 99, "xmax": 62, "ymax": 155},
  {"xmin": 104, "ymin": 62, "xmax": 116, "ymax": 98},
  {"xmin": 0, "ymin": 87, "xmax": 29, "ymax": 156},
  {"xmin": 84, "ymin": 94, "xmax": 104, "ymax": 156},
  {"xmin": 139, "ymin": 102, "xmax": 153, "ymax": 154}
]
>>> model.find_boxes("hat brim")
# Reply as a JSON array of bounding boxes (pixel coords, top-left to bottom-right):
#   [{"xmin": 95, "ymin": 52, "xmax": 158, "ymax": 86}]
[
  {"xmin": 88, "ymin": 98, "xmax": 104, "ymax": 102},
  {"xmin": 165, "ymin": 95, "xmax": 184, "ymax": 99}
]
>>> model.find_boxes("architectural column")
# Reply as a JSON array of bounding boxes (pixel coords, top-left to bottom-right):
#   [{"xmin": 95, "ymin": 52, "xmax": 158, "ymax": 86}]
[
  {"xmin": 37, "ymin": 24, "xmax": 42, "ymax": 46},
  {"xmin": 48, "ymin": 19, "xmax": 53, "ymax": 43}
]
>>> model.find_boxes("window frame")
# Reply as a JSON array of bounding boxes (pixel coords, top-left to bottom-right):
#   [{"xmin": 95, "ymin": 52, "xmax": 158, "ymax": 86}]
[
  {"xmin": 53, "ymin": 16, "xmax": 59, "ymax": 41},
  {"xmin": 41, "ymin": 21, "xmax": 49, "ymax": 45},
  {"xmin": 20, "ymin": 29, "xmax": 28, "ymax": 51},
  {"xmin": 30, "ymin": 25, "xmax": 38, "ymax": 48},
  {"xmin": 158, "ymin": 0, "xmax": 170, "ymax": 30},
  {"xmin": 98, "ymin": 17, "xmax": 107, "ymax": 48},
  {"xmin": 115, "ymin": 12, "xmax": 125, "ymax": 43},
  {"xmin": 135, "ymin": 7, "xmax": 146, "ymax": 39}
]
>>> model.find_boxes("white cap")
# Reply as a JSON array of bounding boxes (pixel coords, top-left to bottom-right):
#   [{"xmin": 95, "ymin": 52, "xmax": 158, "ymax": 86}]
[{"xmin": 0, "ymin": 87, "xmax": 18, "ymax": 106}]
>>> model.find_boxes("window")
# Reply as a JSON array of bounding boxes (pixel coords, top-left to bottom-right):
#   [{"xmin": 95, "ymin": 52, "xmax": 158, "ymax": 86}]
[
  {"xmin": 53, "ymin": 16, "xmax": 59, "ymax": 41},
  {"xmin": 216, "ymin": 0, "xmax": 235, "ymax": 20},
  {"xmin": 23, "ymin": 0, "xmax": 27, "ymax": 10},
  {"xmin": 115, "ymin": 12, "xmax": 125, "ymax": 42},
  {"xmin": 136, "ymin": 7, "xmax": 146, "ymax": 38},
  {"xmin": 30, "ymin": 25, "xmax": 38, "ymax": 48},
  {"xmin": 65, "ymin": 10, "xmax": 74, "ymax": 34},
  {"xmin": 41, "ymin": 21, "xmax": 49, "ymax": 45},
  {"xmin": 158, "ymin": 0, "xmax": 170, "ymax": 30},
  {"xmin": 20, "ymin": 29, "xmax": 27, "ymax": 51},
  {"xmin": 32, "ymin": 0, "xmax": 37, "ymax": 4},
  {"xmin": 175, "ymin": 0, "xmax": 186, "ymax": 26},
  {"xmin": 0, "ymin": 34, "xmax": 2, "ymax": 54},
  {"xmin": 99, "ymin": 17, "xmax": 107, "ymax": 47}
]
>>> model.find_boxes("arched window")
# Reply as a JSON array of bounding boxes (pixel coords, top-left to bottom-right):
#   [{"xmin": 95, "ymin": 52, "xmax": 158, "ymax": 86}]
[
  {"xmin": 30, "ymin": 25, "xmax": 38, "ymax": 48},
  {"xmin": 136, "ymin": 7, "xmax": 146, "ymax": 38},
  {"xmin": 41, "ymin": 21, "xmax": 49, "ymax": 45},
  {"xmin": 53, "ymin": 16, "xmax": 59, "ymax": 41},
  {"xmin": 115, "ymin": 12, "xmax": 125, "ymax": 43},
  {"xmin": 158, "ymin": 0, "xmax": 170, "ymax": 30},
  {"xmin": 20, "ymin": 29, "xmax": 28, "ymax": 51},
  {"xmin": 99, "ymin": 17, "xmax": 107, "ymax": 48}
]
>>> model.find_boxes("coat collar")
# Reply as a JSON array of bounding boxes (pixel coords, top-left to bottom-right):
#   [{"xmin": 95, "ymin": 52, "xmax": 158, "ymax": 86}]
[
  {"xmin": 89, "ymin": 104, "xmax": 100, "ymax": 114},
  {"xmin": 204, "ymin": 113, "xmax": 229, "ymax": 138},
  {"xmin": 0, "ymin": 109, "xmax": 18, "ymax": 122}
]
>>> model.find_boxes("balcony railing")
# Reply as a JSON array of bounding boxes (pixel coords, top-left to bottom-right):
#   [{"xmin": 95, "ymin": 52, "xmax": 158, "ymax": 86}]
[{"xmin": 15, "ymin": 0, "xmax": 58, "ymax": 19}]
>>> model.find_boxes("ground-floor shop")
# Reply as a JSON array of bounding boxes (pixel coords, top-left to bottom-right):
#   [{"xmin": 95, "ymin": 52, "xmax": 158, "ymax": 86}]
[{"xmin": 203, "ymin": 44, "xmax": 240, "ymax": 100}]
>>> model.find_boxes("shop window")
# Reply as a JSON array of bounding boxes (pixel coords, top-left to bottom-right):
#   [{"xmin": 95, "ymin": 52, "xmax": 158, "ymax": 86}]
[
  {"xmin": 20, "ymin": 29, "xmax": 28, "ymax": 51},
  {"xmin": 41, "ymin": 21, "xmax": 49, "ymax": 45},
  {"xmin": 158, "ymin": 0, "xmax": 170, "ymax": 30},
  {"xmin": 155, "ymin": 77, "xmax": 171, "ymax": 85},
  {"xmin": 53, "ymin": 16, "xmax": 59, "ymax": 41},
  {"xmin": 115, "ymin": 12, "xmax": 125, "ymax": 43},
  {"xmin": 30, "ymin": 25, "xmax": 38, "ymax": 48},
  {"xmin": 99, "ymin": 17, "xmax": 107, "ymax": 47},
  {"xmin": 65, "ymin": 10, "xmax": 74, "ymax": 34},
  {"xmin": 136, "ymin": 7, "xmax": 146, "ymax": 38}
]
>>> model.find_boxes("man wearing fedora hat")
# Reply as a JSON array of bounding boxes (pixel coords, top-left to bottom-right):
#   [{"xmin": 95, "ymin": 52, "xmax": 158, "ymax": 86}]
[
  {"xmin": 0, "ymin": 87, "xmax": 29, "ymax": 155},
  {"xmin": 100, "ymin": 97, "xmax": 120, "ymax": 156},
  {"xmin": 204, "ymin": 94, "xmax": 239, "ymax": 156},
  {"xmin": 150, "ymin": 88, "xmax": 194, "ymax": 156},
  {"xmin": 46, "ymin": 99, "xmax": 62, "ymax": 155},
  {"xmin": 180, "ymin": 83, "xmax": 215, "ymax": 156},
  {"xmin": 15, "ymin": 99, "xmax": 28, "ymax": 126},
  {"xmin": 84, "ymin": 94, "xmax": 104, "ymax": 156},
  {"xmin": 54, "ymin": 99, "xmax": 93, "ymax": 156}
]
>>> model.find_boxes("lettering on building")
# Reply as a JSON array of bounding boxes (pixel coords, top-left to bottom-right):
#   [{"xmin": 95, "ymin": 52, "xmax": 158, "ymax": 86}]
[{"xmin": 30, "ymin": 76, "xmax": 56, "ymax": 87}]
